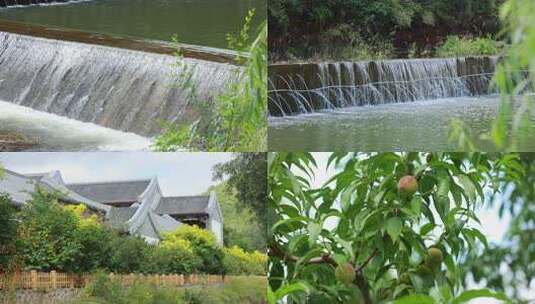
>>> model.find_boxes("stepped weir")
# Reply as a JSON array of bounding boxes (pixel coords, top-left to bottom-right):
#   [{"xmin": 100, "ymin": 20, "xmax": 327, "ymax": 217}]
[{"xmin": 268, "ymin": 57, "xmax": 498, "ymax": 116}]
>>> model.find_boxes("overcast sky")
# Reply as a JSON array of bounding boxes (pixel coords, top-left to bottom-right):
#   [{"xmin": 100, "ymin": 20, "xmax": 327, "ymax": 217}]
[{"xmin": 0, "ymin": 153, "xmax": 234, "ymax": 197}]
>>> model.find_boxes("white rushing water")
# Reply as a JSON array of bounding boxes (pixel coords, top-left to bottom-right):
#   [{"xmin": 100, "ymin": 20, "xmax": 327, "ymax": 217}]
[
  {"xmin": 0, "ymin": 100, "xmax": 151, "ymax": 151},
  {"xmin": 268, "ymin": 57, "xmax": 498, "ymax": 115},
  {"xmin": 0, "ymin": 31, "xmax": 238, "ymax": 136}
]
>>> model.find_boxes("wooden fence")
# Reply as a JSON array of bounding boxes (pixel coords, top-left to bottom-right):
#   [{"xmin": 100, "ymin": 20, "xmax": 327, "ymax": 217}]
[{"xmin": 0, "ymin": 271, "xmax": 225, "ymax": 291}]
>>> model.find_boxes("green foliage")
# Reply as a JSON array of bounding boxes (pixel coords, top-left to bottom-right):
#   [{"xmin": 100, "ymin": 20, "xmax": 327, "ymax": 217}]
[
  {"xmin": 0, "ymin": 192, "xmax": 19, "ymax": 273},
  {"xmin": 65, "ymin": 205, "xmax": 116, "ymax": 273},
  {"xmin": 144, "ymin": 241, "xmax": 202, "ymax": 274},
  {"xmin": 108, "ymin": 235, "xmax": 150, "ymax": 274},
  {"xmin": 153, "ymin": 12, "xmax": 267, "ymax": 152},
  {"xmin": 393, "ymin": 288, "xmax": 511, "ymax": 304},
  {"xmin": 213, "ymin": 153, "xmax": 267, "ymax": 247},
  {"xmin": 18, "ymin": 188, "xmax": 83, "ymax": 273},
  {"xmin": 84, "ymin": 270, "xmax": 127, "ymax": 304},
  {"xmin": 268, "ymin": 152, "xmax": 520, "ymax": 303},
  {"xmin": 161, "ymin": 225, "xmax": 224, "ymax": 274},
  {"xmin": 269, "ymin": 0, "xmax": 503, "ymax": 61},
  {"xmin": 189, "ymin": 276, "xmax": 267, "ymax": 304},
  {"xmin": 222, "ymin": 246, "xmax": 266, "ymax": 275},
  {"xmin": 460, "ymin": 153, "xmax": 535, "ymax": 301},
  {"xmin": 436, "ymin": 36, "xmax": 500, "ymax": 57},
  {"xmin": 210, "ymin": 183, "xmax": 265, "ymax": 252},
  {"xmin": 78, "ymin": 275, "xmax": 266, "ymax": 304},
  {"xmin": 450, "ymin": 0, "xmax": 535, "ymax": 151}
]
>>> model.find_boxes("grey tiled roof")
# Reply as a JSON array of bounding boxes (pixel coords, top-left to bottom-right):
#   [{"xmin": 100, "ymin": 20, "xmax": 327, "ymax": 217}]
[
  {"xmin": 107, "ymin": 207, "xmax": 138, "ymax": 230},
  {"xmin": 0, "ymin": 169, "xmax": 111, "ymax": 213},
  {"xmin": 0, "ymin": 169, "xmax": 38, "ymax": 206},
  {"xmin": 67, "ymin": 179, "xmax": 151, "ymax": 204},
  {"xmin": 155, "ymin": 196, "xmax": 210, "ymax": 215}
]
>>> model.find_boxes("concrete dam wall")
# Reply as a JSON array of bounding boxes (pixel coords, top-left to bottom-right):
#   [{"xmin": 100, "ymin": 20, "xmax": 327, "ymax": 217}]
[
  {"xmin": 0, "ymin": 30, "xmax": 240, "ymax": 136},
  {"xmin": 268, "ymin": 56, "xmax": 498, "ymax": 116}
]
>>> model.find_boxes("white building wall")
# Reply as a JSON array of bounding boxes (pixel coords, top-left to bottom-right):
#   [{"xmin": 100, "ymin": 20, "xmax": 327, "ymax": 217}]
[{"xmin": 208, "ymin": 217, "xmax": 224, "ymax": 245}]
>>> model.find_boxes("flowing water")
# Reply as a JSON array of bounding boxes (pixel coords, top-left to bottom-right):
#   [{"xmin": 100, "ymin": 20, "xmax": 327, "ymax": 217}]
[
  {"xmin": 0, "ymin": 0, "xmax": 266, "ymax": 48},
  {"xmin": 269, "ymin": 57, "xmax": 497, "ymax": 115},
  {"xmin": 0, "ymin": 31, "xmax": 238, "ymax": 136},
  {"xmin": 265, "ymin": 57, "xmax": 527, "ymax": 151},
  {"xmin": 0, "ymin": 101, "xmax": 151, "ymax": 151},
  {"xmin": 269, "ymin": 95, "xmax": 535, "ymax": 151}
]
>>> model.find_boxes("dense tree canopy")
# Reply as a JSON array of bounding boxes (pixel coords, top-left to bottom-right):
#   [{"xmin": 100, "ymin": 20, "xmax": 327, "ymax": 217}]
[
  {"xmin": 269, "ymin": 0, "xmax": 504, "ymax": 61},
  {"xmin": 210, "ymin": 183, "xmax": 266, "ymax": 251},
  {"xmin": 213, "ymin": 153, "xmax": 267, "ymax": 236},
  {"xmin": 268, "ymin": 152, "xmax": 527, "ymax": 303}
]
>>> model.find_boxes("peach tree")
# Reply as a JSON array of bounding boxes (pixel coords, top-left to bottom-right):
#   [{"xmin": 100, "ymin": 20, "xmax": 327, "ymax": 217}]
[{"xmin": 268, "ymin": 152, "xmax": 521, "ymax": 303}]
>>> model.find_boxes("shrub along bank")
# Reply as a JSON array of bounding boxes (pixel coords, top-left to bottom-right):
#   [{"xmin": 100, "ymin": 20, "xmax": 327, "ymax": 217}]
[{"xmin": 0, "ymin": 189, "xmax": 266, "ymax": 277}]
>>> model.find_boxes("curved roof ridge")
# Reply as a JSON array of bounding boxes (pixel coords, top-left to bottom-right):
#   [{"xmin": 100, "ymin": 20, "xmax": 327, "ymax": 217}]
[
  {"xmin": 67, "ymin": 178, "xmax": 152, "ymax": 186},
  {"xmin": 2, "ymin": 168, "xmax": 36, "ymax": 179},
  {"xmin": 39, "ymin": 175, "xmax": 112, "ymax": 213},
  {"xmin": 163, "ymin": 194, "xmax": 209, "ymax": 198}
]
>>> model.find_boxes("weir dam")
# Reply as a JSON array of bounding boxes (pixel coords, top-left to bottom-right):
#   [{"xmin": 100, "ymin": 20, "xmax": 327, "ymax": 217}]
[
  {"xmin": 0, "ymin": 21, "xmax": 241, "ymax": 137},
  {"xmin": 268, "ymin": 56, "xmax": 498, "ymax": 116}
]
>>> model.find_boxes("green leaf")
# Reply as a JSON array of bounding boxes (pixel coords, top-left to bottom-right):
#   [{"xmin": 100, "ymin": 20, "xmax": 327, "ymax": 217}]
[
  {"xmin": 274, "ymin": 282, "xmax": 311, "ymax": 300},
  {"xmin": 420, "ymin": 223, "xmax": 435, "ymax": 236},
  {"xmin": 307, "ymin": 221, "xmax": 321, "ymax": 247},
  {"xmin": 458, "ymin": 175, "xmax": 476, "ymax": 204},
  {"xmin": 410, "ymin": 196, "xmax": 422, "ymax": 215},
  {"xmin": 393, "ymin": 294, "xmax": 436, "ymax": 304},
  {"xmin": 452, "ymin": 289, "xmax": 511, "ymax": 304},
  {"xmin": 267, "ymin": 286, "xmax": 276, "ymax": 304},
  {"xmin": 386, "ymin": 217, "xmax": 403, "ymax": 242}
]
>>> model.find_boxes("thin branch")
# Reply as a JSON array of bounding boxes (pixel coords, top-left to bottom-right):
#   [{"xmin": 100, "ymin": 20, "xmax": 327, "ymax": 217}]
[
  {"xmin": 356, "ymin": 248, "xmax": 379, "ymax": 273},
  {"xmin": 268, "ymin": 243, "xmax": 336, "ymax": 266}
]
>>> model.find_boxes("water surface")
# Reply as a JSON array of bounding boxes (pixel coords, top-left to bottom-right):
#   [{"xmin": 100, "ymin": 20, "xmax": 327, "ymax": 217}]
[
  {"xmin": 0, "ymin": 101, "xmax": 151, "ymax": 151},
  {"xmin": 269, "ymin": 96, "xmax": 535, "ymax": 151},
  {"xmin": 0, "ymin": 0, "xmax": 266, "ymax": 48}
]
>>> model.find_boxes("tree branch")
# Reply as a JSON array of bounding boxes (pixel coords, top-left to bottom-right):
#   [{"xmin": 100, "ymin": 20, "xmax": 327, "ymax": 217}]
[
  {"xmin": 356, "ymin": 248, "xmax": 379, "ymax": 273},
  {"xmin": 355, "ymin": 272, "xmax": 372, "ymax": 304},
  {"xmin": 268, "ymin": 243, "xmax": 336, "ymax": 266}
]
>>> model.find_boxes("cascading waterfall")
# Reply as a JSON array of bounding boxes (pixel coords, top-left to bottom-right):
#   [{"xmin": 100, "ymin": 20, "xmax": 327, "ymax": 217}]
[
  {"xmin": 0, "ymin": 32, "xmax": 238, "ymax": 136},
  {"xmin": 268, "ymin": 57, "xmax": 498, "ymax": 116}
]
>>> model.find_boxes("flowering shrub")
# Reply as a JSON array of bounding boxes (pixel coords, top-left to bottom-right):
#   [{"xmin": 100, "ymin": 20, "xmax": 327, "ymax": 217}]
[{"xmin": 223, "ymin": 246, "xmax": 266, "ymax": 275}]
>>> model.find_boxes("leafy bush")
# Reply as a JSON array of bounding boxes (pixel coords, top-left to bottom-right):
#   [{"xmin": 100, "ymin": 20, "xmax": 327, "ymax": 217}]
[
  {"xmin": 223, "ymin": 246, "xmax": 266, "ymax": 275},
  {"xmin": 436, "ymin": 35, "xmax": 500, "ymax": 57},
  {"xmin": 18, "ymin": 188, "xmax": 83, "ymax": 273},
  {"xmin": 108, "ymin": 235, "xmax": 150, "ymax": 273},
  {"xmin": 143, "ymin": 241, "xmax": 202, "ymax": 274},
  {"xmin": 0, "ymin": 192, "xmax": 19, "ymax": 273},
  {"xmin": 6, "ymin": 186, "xmax": 260, "ymax": 277},
  {"xmin": 66, "ymin": 205, "xmax": 116, "ymax": 272},
  {"xmin": 161, "ymin": 225, "xmax": 224, "ymax": 274},
  {"xmin": 84, "ymin": 271, "xmax": 126, "ymax": 304}
]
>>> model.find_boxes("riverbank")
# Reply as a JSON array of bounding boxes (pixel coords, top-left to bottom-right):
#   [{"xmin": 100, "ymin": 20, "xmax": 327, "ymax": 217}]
[{"xmin": 0, "ymin": 131, "xmax": 36, "ymax": 151}]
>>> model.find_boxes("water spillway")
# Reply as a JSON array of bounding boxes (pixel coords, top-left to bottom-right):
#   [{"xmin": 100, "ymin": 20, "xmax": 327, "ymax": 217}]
[
  {"xmin": 268, "ymin": 57, "xmax": 498, "ymax": 116},
  {"xmin": 0, "ymin": 31, "xmax": 239, "ymax": 136}
]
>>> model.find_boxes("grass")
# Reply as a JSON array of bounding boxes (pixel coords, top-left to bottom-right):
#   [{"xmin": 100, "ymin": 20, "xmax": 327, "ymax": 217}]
[
  {"xmin": 69, "ymin": 275, "xmax": 267, "ymax": 304},
  {"xmin": 435, "ymin": 35, "xmax": 501, "ymax": 57}
]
